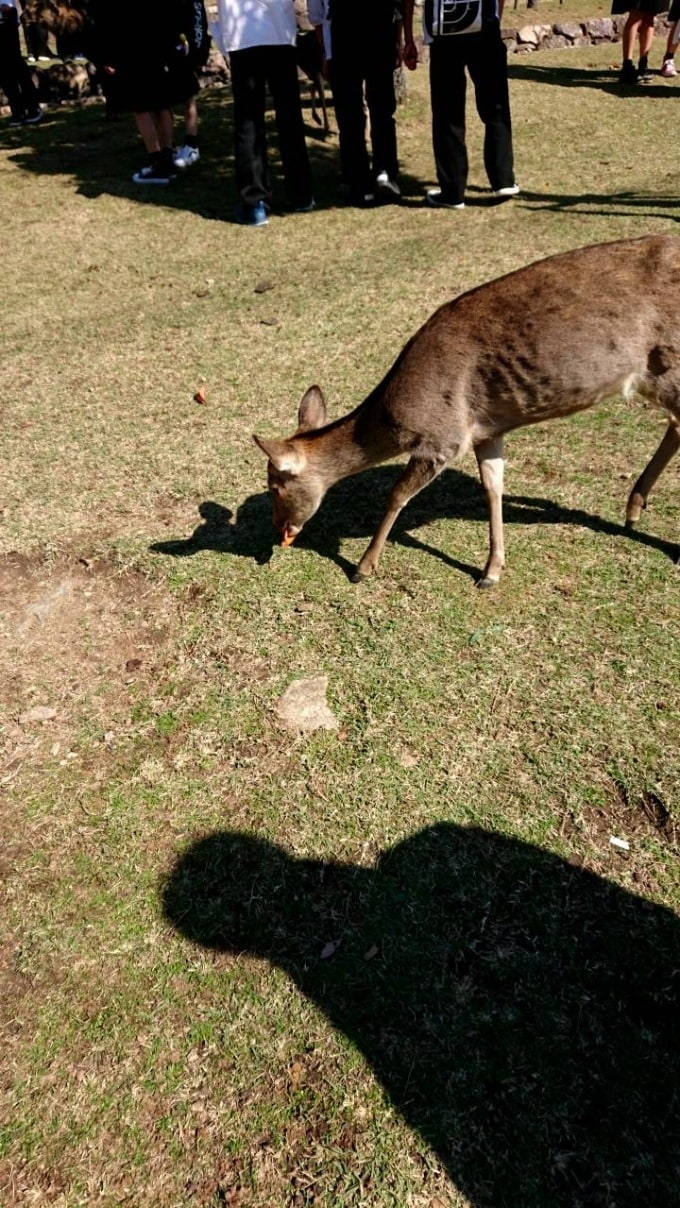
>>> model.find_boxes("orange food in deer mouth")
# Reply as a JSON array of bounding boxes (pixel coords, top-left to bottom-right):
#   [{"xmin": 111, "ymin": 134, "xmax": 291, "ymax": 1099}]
[{"xmin": 281, "ymin": 530, "xmax": 297, "ymax": 548}]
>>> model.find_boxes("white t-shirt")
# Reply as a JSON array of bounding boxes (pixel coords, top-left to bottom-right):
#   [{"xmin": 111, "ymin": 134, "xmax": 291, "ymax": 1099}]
[
  {"xmin": 215, "ymin": 0, "xmax": 298, "ymax": 54},
  {"xmin": 307, "ymin": 0, "xmax": 331, "ymax": 59}
]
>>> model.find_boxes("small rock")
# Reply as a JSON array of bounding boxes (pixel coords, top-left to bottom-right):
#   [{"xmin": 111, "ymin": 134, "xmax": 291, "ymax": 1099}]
[
  {"xmin": 275, "ymin": 675, "xmax": 339, "ymax": 733},
  {"xmin": 19, "ymin": 705, "xmax": 57, "ymax": 725}
]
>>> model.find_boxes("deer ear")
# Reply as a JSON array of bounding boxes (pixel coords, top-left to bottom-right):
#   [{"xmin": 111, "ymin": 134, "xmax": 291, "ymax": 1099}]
[
  {"xmin": 297, "ymin": 385, "xmax": 327, "ymax": 432},
  {"xmin": 252, "ymin": 434, "xmax": 305, "ymax": 474}
]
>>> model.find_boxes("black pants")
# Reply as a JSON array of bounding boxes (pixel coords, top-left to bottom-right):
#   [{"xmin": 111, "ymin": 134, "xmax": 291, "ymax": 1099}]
[
  {"xmin": 330, "ymin": 28, "xmax": 398, "ymax": 197},
  {"xmin": 24, "ymin": 18, "xmax": 51, "ymax": 60},
  {"xmin": 429, "ymin": 24, "xmax": 514, "ymax": 204},
  {"xmin": 0, "ymin": 12, "xmax": 40, "ymax": 121},
  {"xmin": 230, "ymin": 44, "xmax": 311, "ymax": 209}
]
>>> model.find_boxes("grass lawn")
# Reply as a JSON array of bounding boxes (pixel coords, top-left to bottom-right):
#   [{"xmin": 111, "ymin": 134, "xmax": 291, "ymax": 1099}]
[{"xmin": 1, "ymin": 37, "xmax": 679, "ymax": 1208}]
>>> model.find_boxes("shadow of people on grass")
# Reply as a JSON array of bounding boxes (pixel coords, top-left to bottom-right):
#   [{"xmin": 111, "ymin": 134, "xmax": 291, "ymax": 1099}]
[
  {"xmin": 3, "ymin": 90, "xmax": 425, "ymax": 219},
  {"xmin": 510, "ymin": 59, "xmax": 675, "ymax": 99},
  {"xmin": 149, "ymin": 465, "xmax": 679, "ymax": 582},
  {"xmin": 162, "ymin": 823, "xmax": 680, "ymax": 1207}
]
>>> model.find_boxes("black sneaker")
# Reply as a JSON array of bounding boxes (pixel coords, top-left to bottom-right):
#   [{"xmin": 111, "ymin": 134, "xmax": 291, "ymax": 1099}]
[
  {"xmin": 637, "ymin": 55, "xmax": 652, "ymax": 81},
  {"xmin": 23, "ymin": 109, "xmax": 43, "ymax": 125},
  {"xmin": 618, "ymin": 59, "xmax": 638, "ymax": 85},
  {"xmin": 132, "ymin": 163, "xmax": 175, "ymax": 185}
]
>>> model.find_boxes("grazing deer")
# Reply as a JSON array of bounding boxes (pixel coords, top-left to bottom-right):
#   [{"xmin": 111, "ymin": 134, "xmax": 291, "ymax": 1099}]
[{"xmin": 254, "ymin": 235, "xmax": 680, "ymax": 586}]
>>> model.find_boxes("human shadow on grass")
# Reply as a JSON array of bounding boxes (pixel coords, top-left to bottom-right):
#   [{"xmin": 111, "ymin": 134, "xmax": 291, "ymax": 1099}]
[
  {"xmin": 466, "ymin": 182, "xmax": 680, "ymax": 222},
  {"xmin": 510, "ymin": 59, "xmax": 676, "ymax": 99},
  {"xmin": 149, "ymin": 464, "xmax": 678, "ymax": 582},
  {"xmin": 161, "ymin": 822, "xmax": 680, "ymax": 1208},
  {"xmin": 4, "ymin": 91, "xmax": 426, "ymax": 219}
]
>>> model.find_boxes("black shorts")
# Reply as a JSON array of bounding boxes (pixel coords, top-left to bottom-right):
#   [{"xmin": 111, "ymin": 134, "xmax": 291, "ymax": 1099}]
[
  {"xmin": 611, "ymin": 0, "xmax": 668, "ymax": 14},
  {"xmin": 104, "ymin": 56, "xmax": 198, "ymax": 113}
]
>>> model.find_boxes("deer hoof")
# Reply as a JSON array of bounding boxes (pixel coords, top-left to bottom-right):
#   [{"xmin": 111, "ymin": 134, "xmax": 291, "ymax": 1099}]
[
  {"xmin": 476, "ymin": 576, "xmax": 498, "ymax": 590},
  {"xmin": 350, "ymin": 569, "xmax": 369, "ymax": 584}
]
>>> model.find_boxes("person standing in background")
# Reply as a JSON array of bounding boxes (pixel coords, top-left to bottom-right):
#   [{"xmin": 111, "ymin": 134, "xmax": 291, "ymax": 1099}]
[
  {"xmin": 309, "ymin": 0, "xmax": 402, "ymax": 207},
  {"xmin": 613, "ymin": 0, "xmax": 668, "ymax": 83},
  {"xmin": 402, "ymin": 0, "xmax": 518, "ymax": 209},
  {"xmin": 660, "ymin": 0, "xmax": 679, "ymax": 75},
  {"xmin": 174, "ymin": 0, "xmax": 210, "ymax": 169},
  {"xmin": 91, "ymin": 0, "xmax": 199, "ymax": 184},
  {"xmin": 215, "ymin": 0, "xmax": 313, "ymax": 226},
  {"xmin": 0, "ymin": 0, "xmax": 42, "ymax": 125}
]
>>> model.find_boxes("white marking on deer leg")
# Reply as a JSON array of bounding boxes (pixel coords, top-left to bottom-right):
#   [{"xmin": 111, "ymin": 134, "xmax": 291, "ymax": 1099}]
[{"xmin": 475, "ymin": 437, "xmax": 505, "ymax": 587}]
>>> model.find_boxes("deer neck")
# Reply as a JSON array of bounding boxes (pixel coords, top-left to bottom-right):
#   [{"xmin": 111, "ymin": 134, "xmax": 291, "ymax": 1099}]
[{"xmin": 300, "ymin": 394, "xmax": 398, "ymax": 490}]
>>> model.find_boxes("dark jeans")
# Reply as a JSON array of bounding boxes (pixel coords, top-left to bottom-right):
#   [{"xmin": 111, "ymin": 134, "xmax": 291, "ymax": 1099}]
[
  {"xmin": 230, "ymin": 44, "xmax": 311, "ymax": 209},
  {"xmin": 329, "ymin": 30, "xmax": 398, "ymax": 196},
  {"xmin": 0, "ymin": 12, "xmax": 40, "ymax": 120},
  {"xmin": 429, "ymin": 24, "xmax": 515, "ymax": 204}
]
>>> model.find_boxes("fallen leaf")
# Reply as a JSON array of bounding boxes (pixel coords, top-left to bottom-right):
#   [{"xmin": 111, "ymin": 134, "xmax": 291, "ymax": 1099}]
[
  {"xmin": 364, "ymin": 944, "xmax": 379, "ymax": 961},
  {"xmin": 194, "ymin": 386, "xmax": 206, "ymax": 405},
  {"xmin": 254, "ymin": 280, "xmax": 275, "ymax": 293}
]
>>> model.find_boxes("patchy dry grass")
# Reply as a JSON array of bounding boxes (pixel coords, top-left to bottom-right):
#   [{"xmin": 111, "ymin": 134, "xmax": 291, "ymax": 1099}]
[{"xmin": 1, "ymin": 43, "xmax": 679, "ymax": 1208}]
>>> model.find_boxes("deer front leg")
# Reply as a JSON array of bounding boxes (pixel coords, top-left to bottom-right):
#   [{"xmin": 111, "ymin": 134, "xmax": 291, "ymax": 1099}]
[
  {"xmin": 475, "ymin": 436, "xmax": 505, "ymax": 588},
  {"xmin": 352, "ymin": 454, "xmax": 447, "ymax": 582},
  {"xmin": 625, "ymin": 417, "xmax": 680, "ymax": 527}
]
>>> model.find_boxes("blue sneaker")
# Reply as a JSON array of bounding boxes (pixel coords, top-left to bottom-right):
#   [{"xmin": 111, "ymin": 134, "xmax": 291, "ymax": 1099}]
[{"xmin": 236, "ymin": 201, "xmax": 269, "ymax": 227}]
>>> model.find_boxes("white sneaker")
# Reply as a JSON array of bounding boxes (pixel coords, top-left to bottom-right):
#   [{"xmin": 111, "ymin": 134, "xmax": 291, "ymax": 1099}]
[
  {"xmin": 426, "ymin": 188, "xmax": 465, "ymax": 210},
  {"xmin": 494, "ymin": 184, "xmax": 520, "ymax": 198},
  {"xmin": 375, "ymin": 170, "xmax": 401, "ymax": 199},
  {"xmin": 661, "ymin": 57, "xmax": 677, "ymax": 77},
  {"xmin": 174, "ymin": 145, "xmax": 200, "ymax": 169}
]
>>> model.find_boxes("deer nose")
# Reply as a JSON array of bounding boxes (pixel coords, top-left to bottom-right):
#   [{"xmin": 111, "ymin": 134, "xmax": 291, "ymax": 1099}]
[{"xmin": 280, "ymin": 525, "xmax": 300, "ymax": 548}]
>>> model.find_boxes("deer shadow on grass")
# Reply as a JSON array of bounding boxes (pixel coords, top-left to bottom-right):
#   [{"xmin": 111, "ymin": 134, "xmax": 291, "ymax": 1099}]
[
  {"xmin": 149, "ymin": 464, "xmax": 678, "ymax": 581},
  {"xmin": 161, "ymin": 822, "xmax": 680, "ymax": 1208}
]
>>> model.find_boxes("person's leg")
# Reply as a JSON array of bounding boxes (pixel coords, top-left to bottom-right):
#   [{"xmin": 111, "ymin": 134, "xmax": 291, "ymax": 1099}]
[
  {"xmin": 661, "ymin": 18, "xmax": 679, "ymax": 73},
  {"xmin": 135, "ymin": 111, "xmax": 162, "ymax": 154},
  {"xmin": 174, "ymin": 95, "xmax": 200, "ymax": 167},
  {"xmin": 467, "ymin": 28, "xmax": 515, "ymax": 193},
  {"xmin": 230, "ymin": 46, "xmax": 270, "ymax": 209},
  {"xmin": 24, "ymin": 17, "xmax": 51, "ymax": 60},
  {"xmin": 0, "ymin": 13, "xmax": 40, "ymax": 121},
  {"xmin": 329, "ymin": 42, "xmax": 372, "ymax": 202},
  {"xmin": 429, "ymin": 38, "xmax": 468, "ymax": 205},
  {"xmin": 636, "ymin": 11, "xmax": 656, "ymax": 76},
  {"xmin": 266, "ymin": 44, "xmax": 312, "ymax": 208},
  {"xmin": 184, "ymin": 95, "xmax": 198, "ymax": 139},
  {"xmin": 620, "ymin": 11, "xmax": 642, "ymax": 79},
  {"xmin": 364, "ymin": 30, "xmax": 399, "ymax": 185},
  {"xmin": 133, "ymin": 110, "xmax": 175, "ymax": 182}
]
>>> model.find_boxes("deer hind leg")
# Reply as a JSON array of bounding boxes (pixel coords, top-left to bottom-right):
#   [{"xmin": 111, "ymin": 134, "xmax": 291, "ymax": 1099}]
[
  {"xmin": 352, "ymin": 453, "xmax": 448, "ymax": 582},
  {"xmin": 625, "ymin": 416, "xmax": 680, "ymax": 527},
  {"xmin": 475, "ymin": 436, "xmax": 505, "ymax": 588}
]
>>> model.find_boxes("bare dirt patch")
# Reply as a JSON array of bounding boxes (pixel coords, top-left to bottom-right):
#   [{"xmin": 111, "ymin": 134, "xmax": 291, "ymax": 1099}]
[{"xmin": 0, "ymin": 550, "xmax": 177, "ymax": 797}]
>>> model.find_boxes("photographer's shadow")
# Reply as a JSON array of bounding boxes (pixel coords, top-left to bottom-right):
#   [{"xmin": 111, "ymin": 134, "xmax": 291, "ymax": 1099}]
[
  {"xmin": 162, "ymin": 822, "xmax": 680, "ymax": 1207},
  {"xmin": 150, "ymin": 465, "xmax": 678, "ymax": 581}
]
